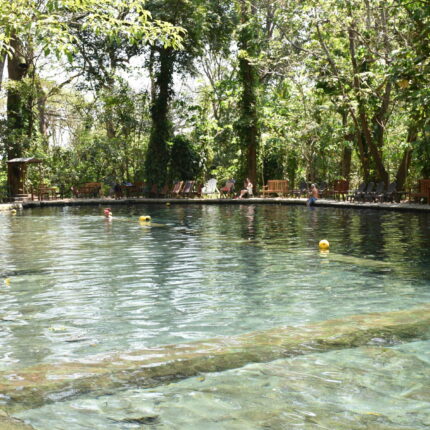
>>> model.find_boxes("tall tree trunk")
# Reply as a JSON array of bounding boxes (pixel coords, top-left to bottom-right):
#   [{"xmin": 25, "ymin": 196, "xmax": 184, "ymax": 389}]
[
  {"xmin": 6, "ymin": 36, "xmax": 31, "ymax": 197},
  {"xmin": 238, "ymin": 0, "xmax": 260, "ymax": 188},
  {"xmin": 348, "ymin": 26, "xmax": 389, "ymax": 184},
  {"xmin": 340, "ymin": 111, "xmax": 352, "ymax": 180},
  {"xmin": 145, "ymin": 46, "xmax": 174, "ymax": 185},
  {"xmin": 341, "ymin": 147, "xmax": 352, "ymax": 181},
  {"xmin": 395, "ymin": 124, "xmax": 417, "ymax": 190},
  {"xmin": 38, "ymin": 87, "xmax": 48, "ymax": 137},
  {"xmin": 0, "ymin": 51, "xmax": 6, "ymax": 90},
  {"xmin": 6, "ymin": 37, "xmax": 30, "ymax": 160}
]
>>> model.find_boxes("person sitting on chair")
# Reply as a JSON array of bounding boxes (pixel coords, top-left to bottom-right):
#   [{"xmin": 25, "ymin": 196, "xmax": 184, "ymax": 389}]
[
  {"xmin": 238, "ymin": 178, "xmax": 253, "ymax": 199},
  {"xmin": 307, "ymin": 184, "xmax": 319, "ymax": 206}
]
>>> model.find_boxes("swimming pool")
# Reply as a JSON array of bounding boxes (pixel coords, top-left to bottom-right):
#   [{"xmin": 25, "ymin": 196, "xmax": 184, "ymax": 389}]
[{"xmin": 1, "ymin": 204, "xmax": 430, "ymax": 428}]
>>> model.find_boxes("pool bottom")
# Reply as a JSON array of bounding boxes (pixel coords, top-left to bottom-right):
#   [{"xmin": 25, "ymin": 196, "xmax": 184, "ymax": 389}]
[
  {"xmin": 16, "ymin": 339, "xmax": 430, "ymax": 430},
  {"xmin": 1, "ymin": 304, "xmax": 430, "ymax": 414}
]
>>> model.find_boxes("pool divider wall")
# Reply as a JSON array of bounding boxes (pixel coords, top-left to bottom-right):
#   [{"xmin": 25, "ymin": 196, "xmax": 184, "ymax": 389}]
[{"xmin": 2, "ymin": 304, "xmax": 430, "ymax": 414}]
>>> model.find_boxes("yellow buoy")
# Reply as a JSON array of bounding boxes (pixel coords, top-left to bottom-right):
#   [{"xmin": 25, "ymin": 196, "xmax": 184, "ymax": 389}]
[
  {"xmin": 10, "ymin": 209, "xmax": 17, "ymax": 215},
  {"xmin": 166, "ymin": 202, "xmax": 171, "ymax": 206},
  {"xmin": 4, "ymin": 278, "xmax": 11, "ymax": 286},
  {"xmin": 319, "ymin": 239, "xmax": 330, "ymax": 250},
  {"xmin": 139, "ymin": 215, "xmax": 151, "ymax": 222}
]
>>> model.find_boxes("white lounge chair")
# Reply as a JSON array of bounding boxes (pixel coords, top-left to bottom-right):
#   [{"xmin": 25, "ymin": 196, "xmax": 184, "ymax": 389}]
[{"xmin": 201, "ymin": 178, "xmax": 219, "ymax": 198}]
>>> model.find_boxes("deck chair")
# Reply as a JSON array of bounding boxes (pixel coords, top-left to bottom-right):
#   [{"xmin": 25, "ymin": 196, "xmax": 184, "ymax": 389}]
[
  {"xmin": 347, "ymin": 182, "xmax": 366, "ymax": 202},
  {"xmin": 158, "ymin": 184, "xmax": 169, "ymax": 198},
  {"xmin": 359, "ymin": 182, "xmax": 375, "ymax": 202},
  {"xmin": 382, "ymin": 181, "xmax": 397, "ymax": 202},
  {"xmin": 291, "ymin": 180, "xmax": 308, "ymax": 198},
  {"xmin": 180, "ymin": 180, "xmax": 196, "ymax": 197},
  {"xmin": 371, "ymin": 182, "xmax": 386, "ymax": 202},
  {"xmin": 220, "ymin": 180, "xmax": 236, "ymax": 198},
  {"xmin": 149, "ymin": 184, "xmax": 158, "ymax": 197},
  {"xmin": 170, "ymin": 181, "xmax": 184, "ymax": 197},
  {"xmin": 201, "ymin": 178, "xmax": 219, "ymax": 198},
  {"xmin": 317, "ymin": 181, "xmax": 328, "ymax": 198}
]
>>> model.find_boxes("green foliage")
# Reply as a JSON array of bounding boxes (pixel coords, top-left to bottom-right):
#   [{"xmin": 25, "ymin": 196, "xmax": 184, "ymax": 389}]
[
  {"xmin": 169, "ymin": 135, "xmax": 201, "ymax": 181},
  {"xmin": 2, "ymin": 0, "xmax": 430, "ymax": 195},
  {"xmin": 0, "ymin": 0, "xmax": 184, "ymax": 58}
]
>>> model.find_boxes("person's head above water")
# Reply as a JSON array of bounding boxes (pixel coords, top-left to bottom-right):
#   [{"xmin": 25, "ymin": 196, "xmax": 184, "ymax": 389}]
[{"xmin": 104, "ymin": 208, "xmax": 112, "ymax": 218}]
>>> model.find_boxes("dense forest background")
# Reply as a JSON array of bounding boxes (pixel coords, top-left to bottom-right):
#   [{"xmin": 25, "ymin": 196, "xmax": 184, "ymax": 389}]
[{"xmin": 0, "ymin": 0, "xmax": 429, "ymax": 198}]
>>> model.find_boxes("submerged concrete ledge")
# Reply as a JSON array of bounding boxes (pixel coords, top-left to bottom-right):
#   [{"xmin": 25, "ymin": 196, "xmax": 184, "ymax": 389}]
[
  {"xmin": 0, "ymin": 409, "xmax": 35, "ymax": 430},
  {"xmin": 13, "ymin": 196, "xmax": 430, "ymax": 213},
  {"xmin": 1, "ymin": 305, "xmax": 430, "ymax": 413}
]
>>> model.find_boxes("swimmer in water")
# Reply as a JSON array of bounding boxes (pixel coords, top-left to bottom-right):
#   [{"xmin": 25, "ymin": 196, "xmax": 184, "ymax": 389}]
[{"xmin": 103, "ymin": 208, "xmax": 113, "ymax": 219}]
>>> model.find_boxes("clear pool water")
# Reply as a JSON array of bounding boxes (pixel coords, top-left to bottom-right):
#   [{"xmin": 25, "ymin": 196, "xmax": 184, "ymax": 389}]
[
  {"xmin": 1, "ymin": 204, "xmax": 430, "ymax": 428},
  {"xmin": 17, "ymin": 340, "xmax": 430, "ymax": 429}
]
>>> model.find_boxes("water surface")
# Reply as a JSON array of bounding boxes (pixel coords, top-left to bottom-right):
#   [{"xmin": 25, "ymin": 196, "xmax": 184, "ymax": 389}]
[
  {"xmin": 0, "ymin": 204, "xmax": 429, "ymax": 370},
  {"xmin": 1, "ymin": 204, "xmax": 430, "ymax": 429}
]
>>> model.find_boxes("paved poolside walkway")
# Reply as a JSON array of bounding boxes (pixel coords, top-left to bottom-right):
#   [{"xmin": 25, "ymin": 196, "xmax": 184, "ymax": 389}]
[
  {"xmin": 0, "ymin": 196, "xmax": 428, "ymax": 213},
  {"xmin": 1, "ymin": 197, "xmax": 430, "ymax": 213}
]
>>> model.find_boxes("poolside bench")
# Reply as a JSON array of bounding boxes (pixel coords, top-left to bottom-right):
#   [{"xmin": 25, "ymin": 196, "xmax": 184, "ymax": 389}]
[
  {"xmin": 326, "ymin": 180, "xmax": 349, "ymax": 201},
  {"xmin": 72, "ymin": 182, "xmax": 102, "ymax": 198},
  {"xmin": 32, "ymin": 184, "xmax": 59, "ymax": 201},
  {"xmin": 261, "ymin": 180, "xmax": 289, "ymax": 197},
  {"xmin": 409, "ymin": 179, "xmax": 430, "ymax": 204}
]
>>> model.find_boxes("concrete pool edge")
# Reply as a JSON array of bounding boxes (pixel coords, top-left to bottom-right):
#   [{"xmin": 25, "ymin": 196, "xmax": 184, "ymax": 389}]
[
  {"xmin": 2, "ymin": 304, "xmax": 430, "ymax": 414},
  {"xmin": 1, "ymin": 197, "xmax": 430, "ymax": 213}
]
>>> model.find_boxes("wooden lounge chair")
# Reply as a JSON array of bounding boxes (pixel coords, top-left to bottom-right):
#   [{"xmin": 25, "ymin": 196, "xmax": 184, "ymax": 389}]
[
  {"xmin": 158, "ymin": 184, "xmax": 169, "ymax": 198},
  {"xmin": 220, "ymin": 180, "xmax": 236, "ymax": 198},
  {"xmin": 170, "ymin": 181, "xmax": 184, "ymax": 198},
  {"xmin": 180, "ymin": 180, "xmax": 196, "ymax": 198},
  {"xmin": 201, "ymin": 178, "xmax": 219, "ymax": 198},
  {"xmin": 194, "ymin": 183, "xmax": 203, "ymax": 198},
  {"xmin": 261, "ymin": 180, "xmax": 289, "ymax": 197},
  {"xmin": 317, "ymin": 181, "xmax": 328, "ymax": 198},
  {"xmin": 347, "ymin": 182, "xmax": 366, "ymax": 202},
  {"xmin": 382, "ymin": 181, "xmax": 397, "ymax": 202},
  {"xmin": 361, "ymin": 182, "xmax": 375, "ymax": 202},
  {"xmin": 291, "ymin": 180, "xmax": 307, "ymax": 198},
  {"xmin": 409, "ymin": 179, "xmax": 430, "ymax": 203},
  {"xmin": 370, "ymin": 182, "xmax": 386, "ymax": 202},
  {"xmin": 149, "ymin": 184, "xmax": 158, "ymax": 197}
]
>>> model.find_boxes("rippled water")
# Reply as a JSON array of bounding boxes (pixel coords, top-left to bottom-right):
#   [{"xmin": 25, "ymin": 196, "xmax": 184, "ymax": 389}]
[
  {"xmin": 17, "ymin": 340, "xmax": 430, "ymax": 429},
  {"xmin": 1, "ymin": 204, "xmax": 430, "ymax": 428}
]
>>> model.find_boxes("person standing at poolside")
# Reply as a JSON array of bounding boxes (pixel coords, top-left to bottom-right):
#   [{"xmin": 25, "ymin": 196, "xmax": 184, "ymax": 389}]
[{"xmin": 307, "ymin": 184, "xmax": 319, "ymax": 206}]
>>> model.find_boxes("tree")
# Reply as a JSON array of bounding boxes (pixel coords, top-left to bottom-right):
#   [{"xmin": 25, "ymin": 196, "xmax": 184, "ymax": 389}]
[
  {"xmin": 144, "ymin": 0, "xmax": 234, "ymax": 186},
  {"xmin": 236, "ymin": 0, "xmax": 261, "ymax": 188},
  {"xmin": 0, "ymin": 0, "xmax": 182, "ymax": 196}
]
